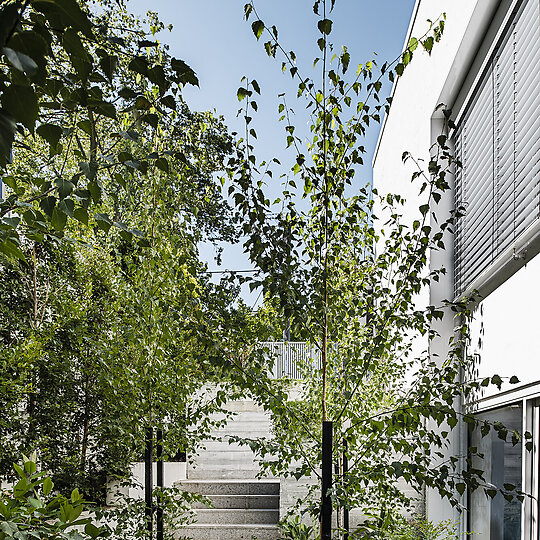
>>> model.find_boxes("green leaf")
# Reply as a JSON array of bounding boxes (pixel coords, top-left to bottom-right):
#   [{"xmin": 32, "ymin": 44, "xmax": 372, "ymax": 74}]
[
  {"xmin": 140, "ymin": 113, "xmax": 158, "ymax": 128},
  {"xmin": 85, "ymin": 523, "xmax": 103, "ymax": 539},
  {"xmin": 252, "ymin": 20, "xmax": 264, "ymax": 40},
  {"xmin": 171, "ymin": 58, "xmax": 199, "ymax": 86},
  {"xmin": 88, "ymin": 180, "xmax": 101, "ymax": 203},
  {"xmin": 0, "ymin": 109, "xmax": 16, "ymax": 166},
  {"xmin": 13, "ymin": 463, "xmax": 25, "ymax": 478},
  {"xmin": 155, "ymin": 157, "xmax": 169, "ymax": 174},
  {"xmin": 37, "ymin": 123, "xmax": 62, "ymax": 148},
  {"xmin": 7, "ymin": 31, "xmax": 49, "ymax": 79},
  {"xmin": 402, "ymin": 50, "xmax": 411, "ymax": 67},
  {"xmin": 62, "ymin": 28, "xmax": 92, "ymax": 80},
  {"xmin": 79, "ymin": 161, "xmax": 97, "ymax": 181},
  {"xmin": 14, "ymin": 477, "xmax": 28, "ymax": 498},
  {"xmin": 0, "ymin": 3, "xmax": 19, "ymax": 47},
  {"xmin": 51, "ymin": 207, "xmax": 67, "ymax": 230},
  {"xmin": 32, "ymin": 0, "xmax": 93, "ymax": 37},
  {"xmin": 317, "ymin": 19, "xmax": 333, "ymax": 35},
  {"xmin": 120, "ymin": 130, "xmax": 139, "ymax": 142},
  {"xmin": 1, "ymin": 84, "xmax": 39, "ymax": 132},
  {"xmin": 94, "ymin": 101, "xmax": 116, "ymax": 119},
  {"xmin": 509, "ymin": 376, "xmax": 519, "ymax": 384},
  {"xmin": 94, "ymin": 213, "xmax": 111, "ymax": 233},
  {"xmin": 119, "ymin": 87, "xmax": 137, "ymax": 100},
  {"xmin": 99, "ymin": 54, "xmax": 118, "ymax": 81},
  {"xmin": 3, "ymin": 216, "xmax": 20, "ymax": 228},
  {"xmin": 148, "ymin": 65, "xmax": 168, "ymax": 93},
  {"xmin": 57, "ymin": 198, "xmax": 74, "ymax": 217},
  {"xmin": 43, "ymin": 477, "xmax": 54, "ymax": 496},
  {"xmin": 77, "ymin": 120, "xmax": 92, "ymax": 136},
  {"xmin": 138, "ymin": 39, "xmax": 158, "ymax": 48},
  {"xmin": 71, "ymin": 488, "xmax": 81, "ymax": 502},
  {"xmin": 23, "ymin": 460, "xmax": 36, "ymax": 474},
  {"xmin": 40, "ymin": 196, "xmax": 56, "ymax": 217},
  {"xmin": 2, "ymin": 47, "xmax": 38, "ymax": 75},
  {"xmin": 423, "ymin": 36, "xmax": 434, "ymax": 54},
  {"xmin": 237, "ymin": 87, "xmax": 249, "ymax": 101},
  {"xmin": 160, "ymin": 95, "xmax": 176, "ymax": 109},
  {"xmin": 73, "ymin": 207, "xmax": 88, "ymax": 225},
  {"xmin": 128, "ymin": 55, "xmax": 148, "ymax": 76}
]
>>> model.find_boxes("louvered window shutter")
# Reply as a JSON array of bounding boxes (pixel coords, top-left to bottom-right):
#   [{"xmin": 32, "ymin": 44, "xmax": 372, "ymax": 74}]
[{"xmin": 453, "ymin": 0, "xmax": 540, "ymax": 298}]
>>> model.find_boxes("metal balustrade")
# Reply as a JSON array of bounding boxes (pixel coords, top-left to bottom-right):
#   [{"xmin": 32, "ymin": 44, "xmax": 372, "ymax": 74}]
[{"xmin": 259, "ymin": 341, "xmax": 322, "ymax": 379}]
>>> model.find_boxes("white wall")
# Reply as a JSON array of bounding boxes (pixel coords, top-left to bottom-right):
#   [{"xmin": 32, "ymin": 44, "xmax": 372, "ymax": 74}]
[
  {"xmin": 469, "ymin": 254, "xmax": 540, "ymax": 398},
  {"xmin": 373, "ymin": 0, "xmax": 477, "ymax": 228},
  {"xmin": 373, "ymin": 0, "xmax": 480, "ymax": 530}
]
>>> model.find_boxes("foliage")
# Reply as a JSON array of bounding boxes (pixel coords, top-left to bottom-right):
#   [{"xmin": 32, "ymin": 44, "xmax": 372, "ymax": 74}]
[
  {"xmin": 0, "ymin": 455, "xmax": 105, "ymax": 539},
  {"xmin": 224, "ymin": 0, "xmax": 525, "ymax": 534},
  {"xmin": 0, "ymin": 0, "xmax": 260, "ymax": 513},
  {"xmin": 96, "ymin": 486, "xmax": 206, "ymax": 540},
  {"xmin": 279, "ymin": 516, "xmax": 317, "ymax": 540},
  {"xmin": 0, "ymin": 241, "xmax": 115, "ymax": 501},
  {"xmin": 380, "ymin": 515, "xmax": 460, "ymax": 540},
  {"xmin": 0, "ymin": 0, "xmax": 201, "ymax": 257}
]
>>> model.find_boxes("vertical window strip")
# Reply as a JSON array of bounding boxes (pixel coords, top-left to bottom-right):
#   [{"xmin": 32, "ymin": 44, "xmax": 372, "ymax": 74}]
[{"xmin": 452, "ymin": 0, "xmax": 540, "ymax": 297}]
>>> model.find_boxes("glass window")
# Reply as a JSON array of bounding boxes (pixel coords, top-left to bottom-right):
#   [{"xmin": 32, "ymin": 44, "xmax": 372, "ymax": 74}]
[{"xmin": 469, "ymin": 403, "xmax": 523, "ymax": 539}]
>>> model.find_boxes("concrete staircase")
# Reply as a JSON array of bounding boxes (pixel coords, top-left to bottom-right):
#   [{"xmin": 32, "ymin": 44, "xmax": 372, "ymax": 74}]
[{"xmin": 176, "ymin": 400, "xmax": 280, "ymax": 540}]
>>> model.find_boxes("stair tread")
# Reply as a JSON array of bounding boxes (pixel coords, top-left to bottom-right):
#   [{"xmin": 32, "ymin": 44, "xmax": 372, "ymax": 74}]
[
  {"xmin": 182, "ymin": 524, "xmax": 279, "ymax": 529},
  {"xmin": 178, "ymin": 478, "xmax": 279, "ymax": 484},
  {"xmin": 202, "ymin": 494, "xmax": 279, "ymax": 497},
  {"xmin": 195, "ymin": 509, "xmax": 279, "ymax": 512}
]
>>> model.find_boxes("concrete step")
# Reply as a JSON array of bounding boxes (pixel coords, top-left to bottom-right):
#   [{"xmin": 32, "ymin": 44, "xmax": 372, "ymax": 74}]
[
  {"xmin": 177, "ymin": 480, "xmax": 279, "ymax": 496},
  {"xmin": 194, "ymin": 508, "xmax": 279, "ymax": 524},
  {"xmin": 208, "ymin": 430, "xmax": 271, "ymax": 443},
  {"xmin": 194, "ymin": 450, "xmax": 261, "ymax": 462},
  {"xmin": 199, "ymin": 440, "xmax": 258, "ymax": 452},
  {"xmin": 222, "ymin": 400, "xmax": 266, "ymax": 413},
  {"xmin": 210, "ymin": 411, "xmax": 270, "ymax": 422},
  {"xmin": 192, "ymin": 494, "xmax": 279, "ymax": 510},
  {"xmin": 176, "ymin": 524, "xmax": 279, "ymax": 540},
  {"xmin": 188, "ymin": 468, "xmax": 269, "ymax": 480}
]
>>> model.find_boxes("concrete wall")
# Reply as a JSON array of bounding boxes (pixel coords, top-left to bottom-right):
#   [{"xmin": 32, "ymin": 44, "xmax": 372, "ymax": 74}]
[{"xmin": 107, "ymin": 461, "xmax": 187, "ymax": 505}]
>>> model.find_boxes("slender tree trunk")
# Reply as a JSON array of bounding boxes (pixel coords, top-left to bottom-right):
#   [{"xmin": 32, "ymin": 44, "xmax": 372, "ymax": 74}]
[
  {"xmin": 80, "ymin": 374, "xmax": 90, "ymax": 472},
  {"xmin": 321, "ymin": 0, "xmax": 329, "ymax": 424},
  {"xmin": 27, "ymin": 244, "xmax": 38, "ymax": 444},
  {"xmin": 337, "ymin": 452, "xmax": 343, "ymax": 533}
]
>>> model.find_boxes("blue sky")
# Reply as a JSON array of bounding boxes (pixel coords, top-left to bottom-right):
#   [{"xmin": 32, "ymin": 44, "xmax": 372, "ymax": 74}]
[{"xmin": 128, "ymin": 0, "xmax": 416, "ymax": 302}]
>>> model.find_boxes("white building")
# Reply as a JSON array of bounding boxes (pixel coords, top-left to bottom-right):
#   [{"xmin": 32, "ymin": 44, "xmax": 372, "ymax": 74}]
[{"xmin": 373, "ymin": 0, "xmax": 540, "ymax": 538}]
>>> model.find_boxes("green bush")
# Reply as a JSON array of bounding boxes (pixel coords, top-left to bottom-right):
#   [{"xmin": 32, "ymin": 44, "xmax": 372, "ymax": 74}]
[
  {"xmin": 279, "ymin": 515, "xmax": 317, "ymax": 540},
  {"xmin": 0, "ymin": 455, "xmax": 104, "ymax": 539}
]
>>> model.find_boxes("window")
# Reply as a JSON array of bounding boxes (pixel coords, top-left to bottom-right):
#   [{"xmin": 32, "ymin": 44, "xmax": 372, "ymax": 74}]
[
  {"xmin": 469, "ymin": 403, "xmax": 523, "ymax": 539},
  {"xmin": 453, "ymin": 0, "xmax": 540, "ymax": 297}
]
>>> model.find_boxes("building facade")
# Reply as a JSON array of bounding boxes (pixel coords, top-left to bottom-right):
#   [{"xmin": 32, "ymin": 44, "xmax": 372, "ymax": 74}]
[{"xmin": 374, "ymin": 0, "xmax": 540, "ymax": 538}]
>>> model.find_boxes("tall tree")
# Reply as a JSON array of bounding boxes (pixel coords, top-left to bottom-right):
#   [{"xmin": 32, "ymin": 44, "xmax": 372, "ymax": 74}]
[{"xmin": 226, "ymin": 1, "xmax": 526, "ymax": 537}]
